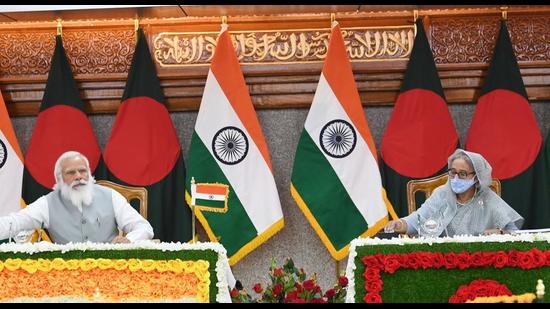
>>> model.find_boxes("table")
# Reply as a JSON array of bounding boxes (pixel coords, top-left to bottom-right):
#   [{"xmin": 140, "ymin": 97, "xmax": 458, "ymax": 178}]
[
  {"xmin": 0, "ymin": 241, "xmax": 232, "ymax": 303},
  {"xmin": 345, "ymin": 233, "xmax": 550, "ymax": 303}
]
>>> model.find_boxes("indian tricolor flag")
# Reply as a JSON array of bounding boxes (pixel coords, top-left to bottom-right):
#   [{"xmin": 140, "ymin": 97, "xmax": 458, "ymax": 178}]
[
  {"xmin": 291, "ymin": 22, "xmax": 397, "ymax": 261},
  {"xmin": 186, "ymin": 24, "xmax": 284, "ymax": 265},
  {"xmin": 191, "ymin": 180, "xmax": 229, "ymax": 212},
  {"xmin": 0, "ymin": 90, "xmax": 24, "ymax": 216}
]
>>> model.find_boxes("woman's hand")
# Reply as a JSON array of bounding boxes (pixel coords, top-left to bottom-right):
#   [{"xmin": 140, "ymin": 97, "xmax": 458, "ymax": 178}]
[
  {"xmin": 482, "ymin": 228, "xmax": 506, "ymax": 235},
  {"xmin": 384, "ymin": 219, "xmax": 407, "ymax": 234}
]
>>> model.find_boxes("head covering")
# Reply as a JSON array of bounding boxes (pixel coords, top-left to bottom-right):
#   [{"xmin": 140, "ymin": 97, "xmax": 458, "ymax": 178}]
[{"xmin": 448, "ymin": 148, "xmax": 492, "ymax": 189}]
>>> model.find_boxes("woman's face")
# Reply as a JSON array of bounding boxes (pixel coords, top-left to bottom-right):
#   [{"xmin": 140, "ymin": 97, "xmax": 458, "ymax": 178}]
[{"xmin": 449, "ymin": 158, "xmax": 475, "ymax": 180}]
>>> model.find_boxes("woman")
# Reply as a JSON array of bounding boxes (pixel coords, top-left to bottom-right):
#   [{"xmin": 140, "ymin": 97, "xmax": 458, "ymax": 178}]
[{"xmin": 384, "ymin": 149, "xmax": 524, "ymax": 237}]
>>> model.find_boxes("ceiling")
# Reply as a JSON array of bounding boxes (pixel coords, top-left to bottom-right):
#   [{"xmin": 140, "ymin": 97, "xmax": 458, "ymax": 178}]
[{"xmin": 0, "ymin": 5, "xmax": 493, "ymax": 23}]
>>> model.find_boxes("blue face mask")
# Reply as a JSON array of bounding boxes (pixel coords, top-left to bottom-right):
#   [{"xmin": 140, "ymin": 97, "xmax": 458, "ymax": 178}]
[{"xmin": 450, "ymin": 177, "xmax": 476, "ymax": 194}]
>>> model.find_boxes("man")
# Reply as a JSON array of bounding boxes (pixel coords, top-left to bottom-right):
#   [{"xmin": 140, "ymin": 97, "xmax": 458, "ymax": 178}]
[{"xmin": 0, "ymin": 151, "xmax": 154, "ymax": 244}]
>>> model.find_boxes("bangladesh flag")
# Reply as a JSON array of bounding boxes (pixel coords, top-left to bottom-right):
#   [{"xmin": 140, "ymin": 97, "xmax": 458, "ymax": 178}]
[
  {"xmin": 465, "ymin": 20, "xmax": 550, "ymax": 229},
  {"xmin": 23, "ymin": 35, "xmax": 101, "ymax": 204},
  {"xmin": 102, "ymin": 28, "xmax": 191, "ymax": 242},
  {"xmin": 186, "ymin": 24, "xmax": 284, "ymax": 265},
  {"xmin": 291, "ymin": 22, "xmax": 396, "ymax": 261},
  {"xmin": 380, "ymin": 19, "xmax": 459, "ymax": 217}
]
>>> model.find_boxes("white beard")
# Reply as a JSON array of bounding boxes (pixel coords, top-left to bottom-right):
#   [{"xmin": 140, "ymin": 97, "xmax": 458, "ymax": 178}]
[{"xmin": 58, "ymin": 177, "xmax": 95, "ymax": 210}]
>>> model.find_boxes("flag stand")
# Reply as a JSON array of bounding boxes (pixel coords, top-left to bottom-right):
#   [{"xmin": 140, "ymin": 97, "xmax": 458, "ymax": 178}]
[{"xmin": 191, "ymin": 177, "xmax": 196, "ymax": 243}]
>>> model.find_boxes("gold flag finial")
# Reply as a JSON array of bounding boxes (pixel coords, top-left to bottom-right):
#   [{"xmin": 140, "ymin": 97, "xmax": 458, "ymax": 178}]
[
  {"xmin": 500, "ymin": 6, "xmax": 508, "ymax": 20},
  {"xmin": 222, "ymin": 15, "xmax": 227, "ymax": 25},
  {"xmin": 56, "ymin": 18, "xmax": 62, "ymax": 36},
  {"xmin": 331, "ymin": 13, "xmax": 336, "ymax": 24},
  {"xmin": 413, "ymin": 9, "xmax": 419, "ymax": 22}
]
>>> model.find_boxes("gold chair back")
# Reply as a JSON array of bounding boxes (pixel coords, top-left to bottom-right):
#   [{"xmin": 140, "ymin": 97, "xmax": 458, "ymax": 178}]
[
  {"xmin": 406, "ymin": 173, "xmax": 501, "ymax": 215},
  {"xmin": 96, "ymin": 180, "xmax": 148, "ymax": 219}
]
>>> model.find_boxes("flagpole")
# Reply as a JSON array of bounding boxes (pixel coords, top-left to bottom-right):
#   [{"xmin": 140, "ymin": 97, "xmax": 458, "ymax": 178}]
[
  {"xmin": 335, "ymin": 259, "xmax": 341, "ymax": 280},
  {"xmin": 191, "ymin": 177, "xmax": 196, "ymax": 243}
]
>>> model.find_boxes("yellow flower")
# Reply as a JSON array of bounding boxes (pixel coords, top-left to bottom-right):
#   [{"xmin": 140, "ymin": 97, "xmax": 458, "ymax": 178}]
[
  {"xmin": 36, "ymin": 258, "xmax": 52, "ymax": 272},
  {"xmin": 155, "ymin": 260, "xmax": 169, "ymax": 272},
  {"xmin": 140, "ymin": 259, "xmax": 156, "ymax": 272},
  {"xmin": 51, "ymin": 258, "xmax": 67, "ymax": 271},
  {"xmin": 127, "ymin": 259, "xmax": 142, "ymax": 272},
  {"xmin": 97, "ymin": 258, "xmax": 114, "ymax": 270},
  {"xmin": 4, "ymin": 258, "xmax": 22, "ymax": 271},
  {"xmin": 167, "ymin": 259, "xmax": 184, "ymax": 273},
  {"xmin": 20, "ymin": 259, "xmax": 38, "ymax": 273},
  {"xmin": 65, "ymin": 259, "xmax": 81, "ymax": 270},
  {"xmin": 113, "ymin": 259, "xmax": 128, "ymax": 271},
  {"xmin": 80, "ymin": 258, "xmax": 98, "ymax": 271}
]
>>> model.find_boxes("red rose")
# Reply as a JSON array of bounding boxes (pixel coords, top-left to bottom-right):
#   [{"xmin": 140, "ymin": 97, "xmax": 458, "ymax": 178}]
[
  {"xmin": 338, "ymin": 275, "xmax": 348, "ymax": 287},
  {"xmin": 507, "ymin": 250, "xmax": 520, "ymax": 267},
  {"xmin": 530, "ymin": 248, "xmax": 546, "ymax": 268},
  {"xmin": 311, "ymin": 297, "xmax": 327, "ymax": 303},
  {"xmin": 404, "ymin": 253, "xmax": 420, "ymax": 270},
  {"xmin": 364, "ymin": 267, "xmax": 380, "ymax": 281},
  {"xmin": 456, "ymin": 251, "xmax": 470, "ymax": 270},
  {"xmin": 362, "ymin": 255, "xmax": 383, "ymax": 269},
  {"xmin": 482, "ymin": 251, "xmax": 496, "ymax": 265},
  {"xmin": 443, "ymin": 252, "xmax": 457, "ymax": 269},
  {"xmin": 324, "ymin": 288, "xmax": 336, "ymax": 298},
  {"xmin": 284, "ymin": 290, "xmax": 298, "ymax": 303},
  {"xmin": 272, "ymin": 283, "xmax": 283, "ymax": 296},
  {"xmin": 544, "ymin": 250, "xmax": 550, "ymax": 266},
  {"xmin": 294, "ymin": 282, "xmax": 303, "ymax": 292},
  {"xmin": 290, "ymin": 297, "xmax": 306, "ymax": 303},
  {"xmin": 517, "ymin": 251, "xmax": 535, "ymax": 269},
  {"xmin": 303, "ymin": 279, "xmax": 315, "ymax": 291},
  {"xmin": 382, "ymin": 255, "xmax": 401, "ymax": 273},
  {"xmin": 365, "ymin": 279, "xmax": 383, "ymax": 293},
  {"xmin": 273, "ymin": 267, "xmax": 283, "ymax": 277},
  {"xmin": 493, "ymin": 251, "xmax": 508, "ymax": 268},
  {"xmin": 431, "ymin": 252, "xmax": 445, "ymax": 268},
  {"xmin": 417, "ymin": 252, "xmax": 433, "ymax": 269},
  {"xmin": 313, "ymin": 285, "xmax": 321, "ymax": 293},
  {"xmin": 469, "ymin": 251, "xmax": 488, "ymax": 268},
  {"xmin": 364, "ymin": 292, "xmax": 382, "ymax": 303},
  {"xmin": 253, "ymin": 283, "xmax": 263, "ymax": 293},
  {"xmin": 230, "ymin": 288, "xmax": 238, "ymax": 298}
]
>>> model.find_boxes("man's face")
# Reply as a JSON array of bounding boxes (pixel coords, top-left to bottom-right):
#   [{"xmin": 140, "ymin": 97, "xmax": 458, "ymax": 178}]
[{"xmin": 60, "ymin": 156, "xmax": 89, "ymax": 187}]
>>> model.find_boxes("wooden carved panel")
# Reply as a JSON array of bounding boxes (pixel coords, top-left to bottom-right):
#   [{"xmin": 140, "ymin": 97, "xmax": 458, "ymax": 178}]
[
  {"xmin": 0, "ymin": 32, "xmax": 55, "ymax": 76},
  {"xmin": 0, "ymin": 29, "xmax": 134, "ymax": 78},
  {"xmin": 431, "ymin": 15, "xmax": 550, "ymax": 64}
]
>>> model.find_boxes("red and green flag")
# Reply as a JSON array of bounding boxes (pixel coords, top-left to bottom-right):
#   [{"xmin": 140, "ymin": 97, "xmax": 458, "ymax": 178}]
[
  {"xmin": 380, "ymin": 19, "xmax": 459, "ymax": 217},
  {"xmin": 102, "ymin": 28, "xmax": 191, "ymax": 242},
  {"xmin": 466, "ymin": 20, "xmax": 550, "ymax": 228},
  {"xmin": 23, "ymin": 35, "xmax": 101, "ymax": 204}
]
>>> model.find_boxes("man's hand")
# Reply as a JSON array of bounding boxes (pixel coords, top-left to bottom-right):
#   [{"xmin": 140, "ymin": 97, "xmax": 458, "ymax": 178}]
[
  {"xmin": 384, "ymin": 219, "xmax": 407, "ymax": 234},
  {"xmin": 482, "ymin": 229, "xmax": 505, "ymax": 235},
  {"xmin": 111, "ymin": 236, "xmax": 131, "ymax": 244}
]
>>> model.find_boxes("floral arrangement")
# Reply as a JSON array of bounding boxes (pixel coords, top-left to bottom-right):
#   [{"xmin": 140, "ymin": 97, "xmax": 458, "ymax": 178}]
[
  {"xmin": 230, "ymin": 257, "xmax": 348, "ymax": 303},
  {"xmin": 448, "ymin": 279, "xmax": 512, "ymax": 303},
  {"xmin": 345, "ymin": 232, "xmax": 550, "ymax": 303},
  {"xmin": 466, "ymin": 293, "xmax": 536, "ymax": 303},
  {"xmin": 0, "ymin": 241, "xmax": 232, "ymax": 303}
]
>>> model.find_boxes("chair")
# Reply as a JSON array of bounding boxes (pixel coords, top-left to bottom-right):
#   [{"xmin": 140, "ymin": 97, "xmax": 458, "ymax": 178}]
[
  {"xmin": 96, "ymin": 180, "xmax": 148, "ymax": 219},
  {"xmin": 406, "ymin": 173, "xmax": 501, "ymax": 215}
]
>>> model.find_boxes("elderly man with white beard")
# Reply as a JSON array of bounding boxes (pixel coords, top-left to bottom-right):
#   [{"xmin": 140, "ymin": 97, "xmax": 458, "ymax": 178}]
[{"xmin": 0, "ymin": 151, "xmax": 154, "ymax": 244}]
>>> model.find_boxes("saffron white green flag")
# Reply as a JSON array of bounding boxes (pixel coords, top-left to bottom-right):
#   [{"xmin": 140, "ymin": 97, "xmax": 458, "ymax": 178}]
[
  {"xmin": 290, "ymin": 22, "xmax": 398, "ymax": 260},
  {"xmin": 0, "ymin": 90, "xmax": 24, "ymax": 215},
  {"xmin": 186, "ymin": 24, "xmax": 284, "ymax": 265}
]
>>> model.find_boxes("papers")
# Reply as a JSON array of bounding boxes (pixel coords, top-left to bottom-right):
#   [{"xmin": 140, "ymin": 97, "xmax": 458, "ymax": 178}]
[{"xmin": 513, "ymin": 228, "xmax": 550, "ymax": 234}]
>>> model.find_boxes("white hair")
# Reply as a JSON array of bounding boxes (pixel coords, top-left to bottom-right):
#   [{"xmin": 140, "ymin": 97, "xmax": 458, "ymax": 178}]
[
  {"xmin": 52, "ymin": 151, "xmax": 95, "ymax": 209},
  {"xmin": 53, "ymin": 151, "xmax": 91, "ymax": 189}
]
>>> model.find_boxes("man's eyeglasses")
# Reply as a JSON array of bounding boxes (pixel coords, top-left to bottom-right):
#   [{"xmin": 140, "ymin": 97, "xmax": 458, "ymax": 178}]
[{"xmin": 448, "ymin": 169, "xmax": 475, "ymax": 179}]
